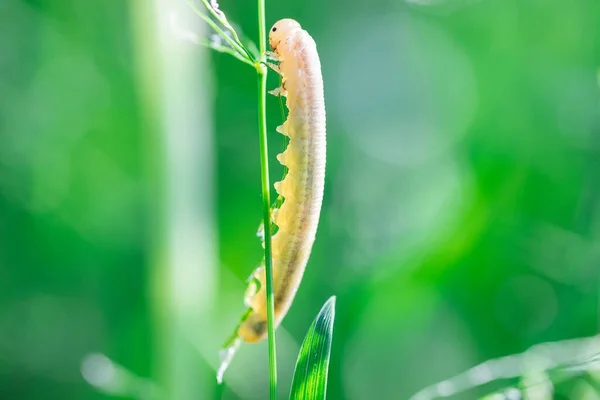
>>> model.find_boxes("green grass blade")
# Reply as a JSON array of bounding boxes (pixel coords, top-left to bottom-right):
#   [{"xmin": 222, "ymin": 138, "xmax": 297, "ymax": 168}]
[{"xmin": 290, "ymin": 296, "xmax": 336, "ymax": 400}]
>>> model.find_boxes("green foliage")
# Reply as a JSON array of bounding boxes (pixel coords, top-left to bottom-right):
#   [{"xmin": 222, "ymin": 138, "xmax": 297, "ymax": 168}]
[
  {"xmin": 3, "ymin": 0, "xmax": 600, "ymax": 398},
  {"xmin": 290, "ymin": 297, "xmax": 336, "ymax": 400}
]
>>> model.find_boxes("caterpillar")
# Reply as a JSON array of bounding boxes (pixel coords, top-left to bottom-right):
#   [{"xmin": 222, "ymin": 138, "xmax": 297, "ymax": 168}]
[{"xmin": 218, "ymin": 18, "xmax": 326, "ymax": 380}]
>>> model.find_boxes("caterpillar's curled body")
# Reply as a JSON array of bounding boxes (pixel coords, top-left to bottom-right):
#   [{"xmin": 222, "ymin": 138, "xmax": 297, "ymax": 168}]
[
  {"xmin": 217, "ymin": 18, "xmax": 325, "ymax": 382},
  {"xmin": 237, "ymin": 18, "xmax": 326, "ymax": 343}
]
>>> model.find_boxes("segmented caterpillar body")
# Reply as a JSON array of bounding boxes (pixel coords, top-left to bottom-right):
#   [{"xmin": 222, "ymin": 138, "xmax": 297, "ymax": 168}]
[{"xmin": 238, "ymin": 18, "xmax": 326, "ymax": 343}]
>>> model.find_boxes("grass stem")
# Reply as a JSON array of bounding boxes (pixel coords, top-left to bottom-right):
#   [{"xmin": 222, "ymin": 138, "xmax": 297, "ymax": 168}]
[
  {"xmin": 183, "ymin": 0, "xmax": 250, "ymax": 61},
  {"xmin": 256, "ymin": 0, "xmax": 278, "ymax": 397}
]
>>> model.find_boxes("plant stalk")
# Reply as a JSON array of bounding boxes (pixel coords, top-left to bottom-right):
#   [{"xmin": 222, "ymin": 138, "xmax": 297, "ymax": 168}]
[
  {"xmin": 256, "ymin": 0, "xmax": 277, "ymax": 397},
  {"xmin": 198, "ymin": 0, "xmax": 256, "ymax": 62},
  {"xmin": 183, "ymin": 0, "xmax": 249, "ymax": 61}
]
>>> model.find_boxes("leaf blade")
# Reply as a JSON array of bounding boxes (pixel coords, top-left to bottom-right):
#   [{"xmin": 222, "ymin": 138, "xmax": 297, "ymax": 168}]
[{"xmin": 290, "ymin": 296, "xmax": 336, "ymax": 400}]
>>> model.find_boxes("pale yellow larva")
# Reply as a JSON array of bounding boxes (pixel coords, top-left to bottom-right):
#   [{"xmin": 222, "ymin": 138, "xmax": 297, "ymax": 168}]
[{"xmin": 236, "ymin": 18, "xmax": 326, "ymax": 343}]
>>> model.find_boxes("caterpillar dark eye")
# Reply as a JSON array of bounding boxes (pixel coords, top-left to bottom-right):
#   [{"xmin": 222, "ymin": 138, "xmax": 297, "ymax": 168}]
[{"xmin": 272, "ymin": 27, "xmax": 277, "ymax": 32}]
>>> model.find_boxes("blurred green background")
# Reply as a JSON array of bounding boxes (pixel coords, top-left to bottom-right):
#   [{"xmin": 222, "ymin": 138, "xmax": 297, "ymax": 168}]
[{"xmin": 2, "ymin": 0, "xmax": 600, "ymax": 398}]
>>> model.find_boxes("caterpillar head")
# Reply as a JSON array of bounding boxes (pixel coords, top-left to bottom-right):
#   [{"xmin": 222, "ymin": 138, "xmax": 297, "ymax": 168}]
[{"xmin": 269, "ymin": 18, "xmax": 301, "ymax": 52}]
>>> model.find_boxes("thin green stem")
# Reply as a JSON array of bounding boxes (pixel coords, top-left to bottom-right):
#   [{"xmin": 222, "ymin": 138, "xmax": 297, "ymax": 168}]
[
  {"xmin": 183, "ymin": 0, "xmax": 250, "ymax": 62},
  {"xmin": 257, "ymin": 1, "xmax": 266, "ymax": 53},
  {"xmin": 256, "ymin": 0, "xmax": 277, "ymax": 397},
  {"xmin": 197, "ymin": 39, "xmax": 254, "ymax": 66},
  {"xmin": 258, "ymin": 68, "xmax": 277, "ymax": 400},
  {"xmin": 198, "ymin": 0, "xmax": 256, "ymax": 62}
]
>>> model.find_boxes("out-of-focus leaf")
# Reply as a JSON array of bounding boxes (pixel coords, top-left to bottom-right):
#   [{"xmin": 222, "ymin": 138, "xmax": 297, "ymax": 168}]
[{"xmin": 290, "ymin": 296, "xmax": 336, "ymax": 400}]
